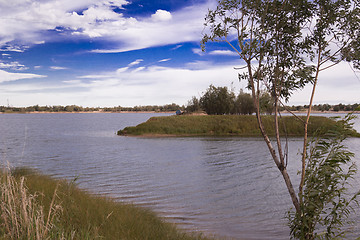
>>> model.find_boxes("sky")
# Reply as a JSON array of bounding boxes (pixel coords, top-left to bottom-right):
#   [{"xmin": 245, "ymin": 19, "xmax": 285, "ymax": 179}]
[{"xmin": 0, "ymin": 0, "xmax": 359, "ymax": 107}]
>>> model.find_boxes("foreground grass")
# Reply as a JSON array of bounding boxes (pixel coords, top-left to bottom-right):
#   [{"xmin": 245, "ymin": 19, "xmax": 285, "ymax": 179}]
[
  {"xmin": 0, "ymin": 168, "xmax": 211, "ymax": 240},
  {"xmin": 118, "ymin": 115, "xmax": 360, "ymax": 137}
]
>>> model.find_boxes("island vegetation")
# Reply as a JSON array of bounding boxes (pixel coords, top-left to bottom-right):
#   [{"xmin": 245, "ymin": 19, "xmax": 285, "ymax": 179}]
[
  {"xmin": 118, "ymin": 115, "xmax": 360, "ymax": 137},
  {"xmin": 0, "ymin": 168, "xmax": 211, "ymax": 240},
  {"xmin": 185, "ymin": 85, "xmax": 360, "ymax": 115}
]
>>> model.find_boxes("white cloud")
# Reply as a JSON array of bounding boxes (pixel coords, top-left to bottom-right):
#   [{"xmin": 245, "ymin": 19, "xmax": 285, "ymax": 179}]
[
  {"xmin": 151, "ymin": 10, "xmax": 172, "ymax": 21},
  {"xmin": 285, "ymin": 62, "xmax": 360, "ymax": 105},
  {"xmin": 0, "ymin": 0, "xmax": 214, "ymax": 52},
  {"xmin": 186, "ymin": 60, "xmax": 213, "ymax": 70},
  {"xmin": 193, "ymin": 49, "xmax": 238, "ymax": 56},
  {"xmin": 0, "ymin": 60, "xmax": 244, "ymax": 107},
  {"xmin": 209, "ymin": 50, "xmax": 239, "ymax": 56},
  {"xmin": 171, "ymin": 45, "xmax": 183, "ymax": 50},
  {"xmin": 0, "ymin": 45, "xmax": 27, "ymax": 52},
  {"xmin": 50, "ymin": 66, "xmax": 68, "ymax": 70},
  {"xmin": 128, "ymin": 59, "xmax": 143, "ymax": 67},
  {"xmin": 192, "ymin": 48, "xmax": 204, "ymax": 56},
  {"xmin": 77, "ymin": 74, "xmax": 109, "ymax": 79},
  {"xmin": 90, "ymin": 2, "xmax": 215, "ymax": 52},
  {"xmin": 0, "ymin": 0, "xmax": 129, "ymax": 47},
  {"xmin": 63, "ymin": 80, "xmax": 83, "ymax": 84},
  {"xmin": 116, "ymin": 67, "xmax": 129, "ymax": 74},
  {"xmin": 2, "ymin": 59, "xmax": 359, "ymax": 107},
  {"xmin": 158, "ymin": 58, "xmax": 171, "ymax": 63},
  {"xmin": 132, "ymin": 66, "xmax": 145, "ymax": 73},
  {"xmin": 0, "ymin": 61, "xmax": 28, "ymax": 70},
  {"xmin": 0, "ymin": 69, "xmax": 46, "ymax": 83}
]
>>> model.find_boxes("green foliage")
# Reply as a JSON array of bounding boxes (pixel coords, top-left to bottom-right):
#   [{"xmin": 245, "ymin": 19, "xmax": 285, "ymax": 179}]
[
  {"xmin": 186, "ymin": 96, "xmax": 202, "ymax": 113},
  {"xmin": 200, "ymin": 85, "xmax": 235, "ymax": 115},
  {"xmin": 288, "ymin": 115, "xmax": 360, "ymax": 239},
  {"xmin": 259, "ymin": 91, "xmax": 274, "ymax": 115},
  {"xmin": 234, "ymin": 90, "xmax": 255, "ymax": 115}
]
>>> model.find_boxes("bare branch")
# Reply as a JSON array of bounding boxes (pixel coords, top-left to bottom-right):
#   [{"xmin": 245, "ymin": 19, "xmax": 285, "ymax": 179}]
[{"xmin": 279, "ymin": 101, "xmax": 305, "ymax": 124}]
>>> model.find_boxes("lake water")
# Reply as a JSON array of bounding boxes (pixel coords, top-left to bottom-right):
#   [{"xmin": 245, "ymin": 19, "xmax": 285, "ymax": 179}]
[{"xmin": 0, "ymin": 113, "xmax": 359, "ymax": 239}]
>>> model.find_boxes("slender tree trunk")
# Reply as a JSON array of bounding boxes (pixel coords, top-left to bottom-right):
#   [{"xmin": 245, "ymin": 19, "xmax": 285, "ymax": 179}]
[
  {"xmin": 299, "ymin": 46, "xmax": 322, "ymax": 199},
  {"xmin": 246, "ymin": 60, "xmax": 301, "ymax": 213}
]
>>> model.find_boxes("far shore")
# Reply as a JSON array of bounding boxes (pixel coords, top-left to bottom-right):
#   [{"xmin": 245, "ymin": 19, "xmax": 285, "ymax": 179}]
[
  {"xmin": 0, "ymin": 110, "xmax": 359, "ymax": 114},
  {"xmin": 0, "ymin": 110, "xmax": 175, "ymax": 114}
]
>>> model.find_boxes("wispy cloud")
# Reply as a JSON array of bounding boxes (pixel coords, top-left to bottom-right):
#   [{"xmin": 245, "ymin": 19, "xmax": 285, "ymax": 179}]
[
  {"xmin": 171, "ymin": 45, "xmax": 183, "ymax": 50},
  {"xmin": 0, "ymin": 69, "xmax": 46, "ymax": 83},
  {"xmin": 158, "ymin": 58, "xmax": 171, "ymax": 63},
  {"xmin": 209, "ymin": 50, "xmax": 238, "ymax": 56},
  {"xmin": 192, "ymin": 48, "xmax": 204, "ymax": 56},
  {"xmin": 46, "ymin": 61, "xmax": 245, "ymax": 106},
  {"xmin": 0, "ymin": 61, "xmax": 28, "ymax": 70},
  {"xmin": 50, "ymin": 66, "xmax": 68, "ymax": 70},
  {"xmin": 0, "ymin": 45, "xmax": 28, "ymax": 52},
  {"xmin": 128, "ymin": 59, "xmax": 143, "ymax": 67},
  {"xmin": 132, "ymin": 66, "xmax": 145, "ymax": 73}
]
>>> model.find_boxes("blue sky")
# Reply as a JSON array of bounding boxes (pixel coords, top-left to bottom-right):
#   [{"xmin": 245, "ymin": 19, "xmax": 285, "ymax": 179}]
[{"xmin": 0, "ymin": 0, "xmax": 359, "ymax": 107}]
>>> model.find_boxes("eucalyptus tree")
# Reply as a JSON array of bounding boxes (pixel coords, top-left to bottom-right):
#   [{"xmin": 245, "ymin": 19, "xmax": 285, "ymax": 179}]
[{"xmin": 202, "ymin": 0, "xmax": 360, "ymax": 238}]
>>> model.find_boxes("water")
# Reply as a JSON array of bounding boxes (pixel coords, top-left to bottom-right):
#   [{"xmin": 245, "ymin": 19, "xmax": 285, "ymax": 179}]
[{"xmin": 0, "ymin": 112, "xmax": 359, "ymax": 239}]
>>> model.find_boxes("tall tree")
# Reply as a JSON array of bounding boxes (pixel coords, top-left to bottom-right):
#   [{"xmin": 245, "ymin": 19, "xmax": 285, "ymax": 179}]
[
  {"xmin": 200, "ymin": 85, "xmax": 235, "ymax": 115},
  {"xmin": 235, "ymin": 89, "xmax": 255, "ymax": 115},
  {"xmin": 202, "ymin": 0, "xmax": 360, "ymax": 237}
]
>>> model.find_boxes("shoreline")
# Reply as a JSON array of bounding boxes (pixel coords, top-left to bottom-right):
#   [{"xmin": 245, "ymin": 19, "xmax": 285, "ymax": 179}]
[{"xmin": 1, "ymin": 168, "xmax": 211, "ymax": 240}]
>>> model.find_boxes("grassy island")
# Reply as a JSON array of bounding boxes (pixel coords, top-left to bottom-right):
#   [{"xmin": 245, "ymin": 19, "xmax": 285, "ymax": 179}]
[
  {"xmin": 118, "ymin": 115, "xmax": 360, "ymax": 137},
  {"xmin": 0, "ymin": 168, "xmax": 210, "ymax": 240}
]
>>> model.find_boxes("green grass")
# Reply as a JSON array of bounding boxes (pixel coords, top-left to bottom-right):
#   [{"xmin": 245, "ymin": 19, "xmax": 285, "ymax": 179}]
[
  {"xmin": 118, "ymin": 115, "xmax": 360, "ymax": 137},
  {"xmin": 1, "ymin": 168, "xmax": 212, "ymax": 240}
]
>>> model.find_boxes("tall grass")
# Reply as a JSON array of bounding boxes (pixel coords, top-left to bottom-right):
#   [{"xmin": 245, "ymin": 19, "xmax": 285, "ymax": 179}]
[
  {"xmin": 1, "ymin": 168, "xmax": 211, "ymax": 240},
  {"xmin": 0, "ymin": 169, "xmax": 66, "ymax": 240}
]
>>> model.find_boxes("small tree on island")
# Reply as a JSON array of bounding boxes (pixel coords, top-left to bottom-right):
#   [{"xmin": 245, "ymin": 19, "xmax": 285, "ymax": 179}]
[{"xmin": 202, "ymin": 0, "xmax": 360, "ymax": 238}]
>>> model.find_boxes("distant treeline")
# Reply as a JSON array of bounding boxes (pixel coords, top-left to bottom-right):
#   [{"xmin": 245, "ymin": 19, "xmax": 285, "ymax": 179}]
[
  {"xmin": 0, "ymin": 103, "xmax": 185, "ymax": 113},
  {"xmin": 287, "ymin": 103, "xmax": 360, "ymax": 112},
  {"xmin": 0, "ymin": 99, "xmax": 358, "ymax": 114}
]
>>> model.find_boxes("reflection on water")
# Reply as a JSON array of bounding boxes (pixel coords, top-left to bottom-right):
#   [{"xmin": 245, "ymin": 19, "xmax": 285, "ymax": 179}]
[{"xmin": 0, "ymin": 113, "xmax": 359, "ymax": 239}]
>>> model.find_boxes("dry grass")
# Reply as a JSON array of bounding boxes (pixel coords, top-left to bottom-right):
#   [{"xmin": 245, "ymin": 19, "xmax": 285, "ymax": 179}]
[{"xmin": 0, "ymin": 169, "xmax": 67, "ymax": 240}]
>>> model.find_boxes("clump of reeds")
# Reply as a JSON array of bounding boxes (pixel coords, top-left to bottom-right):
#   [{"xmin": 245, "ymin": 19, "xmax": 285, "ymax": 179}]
[{"xmin": 0, "ymin": 170, "xmax": 66, "ymax": 239}]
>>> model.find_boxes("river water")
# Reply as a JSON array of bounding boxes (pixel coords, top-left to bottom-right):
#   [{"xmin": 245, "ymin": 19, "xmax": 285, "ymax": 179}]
[{"xmin": 0, "ymin": 113, "xmax": 359, "ymax": 239}]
